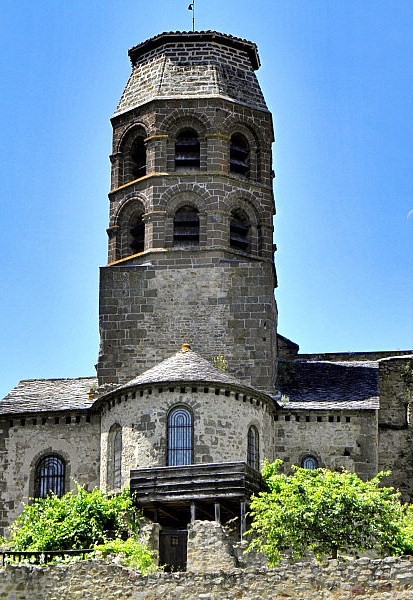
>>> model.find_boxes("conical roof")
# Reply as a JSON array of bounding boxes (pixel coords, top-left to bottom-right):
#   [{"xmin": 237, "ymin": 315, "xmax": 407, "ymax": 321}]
[{"xmin": 102, "ymin": 344, "xmax": 259, "ymax": 396}]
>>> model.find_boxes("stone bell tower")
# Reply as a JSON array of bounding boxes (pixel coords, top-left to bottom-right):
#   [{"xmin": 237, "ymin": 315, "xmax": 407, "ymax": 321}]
[{"xmin": 97, "ymin": 31, "xmax": 278, "ymax": 392}]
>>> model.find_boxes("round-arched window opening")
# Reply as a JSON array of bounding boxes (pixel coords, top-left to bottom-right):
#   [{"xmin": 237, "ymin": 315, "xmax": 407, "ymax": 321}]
[
  {"xmin": 167, "ymin": 406, "xmax": 193, "ymax": 466},
  {"xmin": 175, "ymin": 128, "xmax": 200, "ymax": 170},
  {"xmin": 130, "ymin": 136, "xmax": 146, "ymax": 179},
  {"xmin": 301, "ymin": 455, "xmax": 319, "ymax": 470},
  {"xmin": 173, "ymin": 205, "xmax": 199, "ymax": 248},
  {"xmin": 35, "ymin": 454, "xmax": 66, "ymax": 498},
  {"xmin": 129, "ymin": 213, "xmax": 145, "ymax": 254},
  {"xmin": 230, "ymin": 133, "xmax": 250, "ymax": 178},
  {"xmin": 230, "ymin": 208, "xmax": 250, "ymax": 253}
]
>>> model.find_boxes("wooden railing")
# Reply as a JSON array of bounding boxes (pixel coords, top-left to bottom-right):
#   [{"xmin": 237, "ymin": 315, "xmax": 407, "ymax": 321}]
[{"xmin": 1, "ymin": 549, "xmax": 93, "ymax": 566}]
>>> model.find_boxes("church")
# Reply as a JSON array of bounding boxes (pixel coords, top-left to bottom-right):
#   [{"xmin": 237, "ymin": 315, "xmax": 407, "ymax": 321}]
[{"xmin": 0, "ymin": 30, "xmax": 412, "ymax": 569}]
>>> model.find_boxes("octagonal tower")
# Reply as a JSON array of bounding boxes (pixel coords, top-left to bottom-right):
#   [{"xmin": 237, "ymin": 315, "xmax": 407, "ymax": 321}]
[{"xmin": 97, "ymin": 31, "xmax": 278, "ymax": 393}]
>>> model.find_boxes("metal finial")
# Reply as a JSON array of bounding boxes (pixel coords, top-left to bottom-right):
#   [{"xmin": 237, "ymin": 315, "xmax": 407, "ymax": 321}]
[{"xmin": 188, "ymin": 0, "xmax": 195, "ymax": 31}]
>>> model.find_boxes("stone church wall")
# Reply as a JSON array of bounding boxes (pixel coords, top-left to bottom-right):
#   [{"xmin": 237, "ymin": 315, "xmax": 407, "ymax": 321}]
[
  {"xmin": 273, "ymin": 408, "xmax": 378, "ymax": 479},
  {"xmin": 98, "ymin": 256, "xmax": 277, "ymax": 391},
  {"xmin": 0, "ymin": 415, "xmax": 100, "ymax": 534},
  {"xmin": 100, "ymin": 386, "xmax": 274, "ymax": 489},
  {"xmin": 1, "ymin": 557, "xmax": 413, "ymax": 598}
]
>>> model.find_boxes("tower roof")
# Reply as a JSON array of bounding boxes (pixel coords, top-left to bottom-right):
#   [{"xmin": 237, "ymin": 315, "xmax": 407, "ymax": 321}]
[
  {"xmin": 115, "ymin": 30, "xmax": 267, "ymax": 115},
  {"xmin": 128, "ymin": 31, "xmax": 261, "ymax": 69}
]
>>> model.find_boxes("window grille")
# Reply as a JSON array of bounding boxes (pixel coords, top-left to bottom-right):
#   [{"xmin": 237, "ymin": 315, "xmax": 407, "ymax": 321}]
[
  {"xmin": 173, "ymin": 206, "xmax": 199, "ymax": 247},
  {"xmin": 230, "ymin": 133, "xmax": 250, "ymax": 177},
  {"xmin": 302, "ymin": 455, "xmax": 318, "ymax": 470},
  {"xmin": 35, "ymin": 455, "xmax": 65, "ymax": 498},
  {"xmin": 247, "ymin": 426, "xmax": 259, "ymax": 470},
  {"xmin": 175, "ymin": 129, "xmax": 200, "ymax": 170},
  {"xmin": 230, "ymin": 209, "xmax": 250, "ymax": 253},
  {"xmin": 167, "ymin": 407, "xmax": 193, "ymax": 466}
]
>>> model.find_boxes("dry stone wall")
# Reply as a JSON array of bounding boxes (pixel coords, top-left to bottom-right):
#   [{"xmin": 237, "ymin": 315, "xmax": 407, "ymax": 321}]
[{"xmin": 1, "ymin": 557, "xmax": 413, "ymax": 599}]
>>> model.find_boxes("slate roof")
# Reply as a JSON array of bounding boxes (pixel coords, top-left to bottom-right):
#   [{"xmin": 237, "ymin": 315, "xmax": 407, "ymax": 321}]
[
  {"xmin": 277, "ymin": 359, "xmax": 380, "ymax": 410},
  {"xmin": 0, "ymin": 377, "xmax": 97, "ymax": 416},
  {"xmin": 99, "ymin": 344, "xmax": 265, "ymax": 400}
]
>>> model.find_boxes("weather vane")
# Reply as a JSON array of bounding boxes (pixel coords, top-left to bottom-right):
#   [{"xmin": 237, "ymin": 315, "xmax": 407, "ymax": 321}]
[{"xmin": 188, "ymin": 0, "xmax": 196, "ymax": 32}]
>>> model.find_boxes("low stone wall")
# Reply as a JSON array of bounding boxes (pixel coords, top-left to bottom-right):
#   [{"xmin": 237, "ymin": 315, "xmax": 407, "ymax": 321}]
[{"xmin": 1, "ymin": 557, "xmax": 413, "ymax": 599}]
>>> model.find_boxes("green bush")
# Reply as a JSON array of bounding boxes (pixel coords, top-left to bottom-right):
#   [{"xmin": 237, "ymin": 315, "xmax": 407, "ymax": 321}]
[
  {"xmin": 94, "ymin": 537, "xmax": 157, "ymax": 573},
  {"xmin": 8, "ymin": 485, "xmax": 136, "ymax": 552},
  {"xmin": 248, "ymin": 460, "xmax": 409, "ymax": 564}
]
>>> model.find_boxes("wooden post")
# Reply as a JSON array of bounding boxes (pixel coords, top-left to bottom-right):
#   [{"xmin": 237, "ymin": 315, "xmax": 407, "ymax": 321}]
[
  {"xmin": 214, "ymin": 502, "xmax": 221, "ymax": 523},
  {"xmin": 240, "ymin": 501, "xmax": 246, "ymax": 540},
  {"xmin": 190, "ymin": 501, "xmax": 196, "ymax": 523}
]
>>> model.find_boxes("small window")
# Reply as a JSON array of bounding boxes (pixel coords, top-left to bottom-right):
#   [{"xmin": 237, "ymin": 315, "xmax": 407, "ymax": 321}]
[
  {"xmin": 173, "ymin": 205, "xmax": 199, "ymax": 247},
  {"xmin": 230, "ymin": 209, "xmax": 250, "ymax": 253},
  {"xmin": 113, "ymin": 428, "xmax": 122, "ymax": 489},
  {"xmin": 175, "ymin": 129, "xmax": 200, "ymax": 170},
  {"xmin": 129, "ymin": 213, "xmax": 145, "ymax": 254},
  {"xmin": 35, "ymin": 454, "xmax": 65, "ymax": 498},
  {"xmin": 230, "ymin": 133, "xmax": 250, "ymax": 177},
  {"xmin": 247, "ymin": 426, "xmax": 260, "ymax": 470},
  {"xmin": 167, "ymin": 406, "xmax": 193, "ymax": 466},
  {"xmin": 302, "ymin": 455, "xmax": 318, "ymax": 470},
  {"xmin": 130, "ymin": 136, "xmax": 146, "ymax": 179}
]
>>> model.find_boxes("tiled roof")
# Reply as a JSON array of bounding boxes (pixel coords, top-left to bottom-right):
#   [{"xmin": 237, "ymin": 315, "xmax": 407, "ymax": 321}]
[
  {"xmin": 277, "ymin": 359, "xmax": 380, "ymax": 409},
  {"xmin": 100, "ymin": 345, "xmax": 263, "ymax": 398},
  {"xmin": 0, "ymin": 377, "xmax": 97, "ymax": 416}
]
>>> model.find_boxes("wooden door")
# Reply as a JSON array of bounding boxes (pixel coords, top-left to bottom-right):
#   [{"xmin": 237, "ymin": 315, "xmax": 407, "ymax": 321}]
[{"xmin": 159, "ymin": 529, "xmax": 188, "ymax": 571}]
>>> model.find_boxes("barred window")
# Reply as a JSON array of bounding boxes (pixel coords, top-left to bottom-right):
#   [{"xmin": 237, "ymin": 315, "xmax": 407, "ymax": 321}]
[
  {"xmin": 113, "ymin": 428, "xmax": 122, "ymax": 489},
  {"xmin": 247, "ymin": 426, "xmax": 259, "ymax": 470},
  {"xmin": 302, "ymin": 455, "xmax": 318, "ymax": 470},
  {"xmin": 173, "ymin": 205, "xmax": 199, "ymax": 247},
  {"xmin": 167, "ymin": 406, "xmax": 193, "ymax": 466},
  {"xmin": 230, "ymin": 208, "xmax": 251, "ymax": 253},
  {"xmin": 35, "ymin": 454, "xmax": 65, "ymax": 498},
  {"xmin": 230, "ymin": 133, "xmax": 250, "ymax": 177}
]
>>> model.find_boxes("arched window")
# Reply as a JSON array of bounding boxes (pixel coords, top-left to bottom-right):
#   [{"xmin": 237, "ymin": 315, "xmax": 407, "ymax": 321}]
[
  {"xmin": 230, "ymin": 133, "xmax": 250, "ymax": 177},
  {"xmin": 301, "ymin": 455, "xmax": 319, "ymax": 470},
  {"xmin": 113, "ymin": 428, "xmax": 122, "ymax": 489},
  {"xmin": 230, "ymin": 208, "xmax": 250, "ymax": 253},
  {"xmin": 247, "ymin": 426, "xmax": 260, "ymax": 470},
  {"xmin": 175, "ymin": 129, "xmax": 200, "ymax": 170},
  {"xmin": 173, "ymin": 205, "xmax": 199, "ymax": 247},
  {"xmin": 35, "ymin": 454, "xmax": 65, "ymax": 498},
  {"xmin": 108, "ymin": 424, "xmax": 122, "ymax": 490},
  {"xmin": 130, "ymin": 136, "xmax": 146, "ymax": 180},
  {"xmin": 167, "ymin": 406, "xmax": 193, "ymax": 466},
  {"xmin": 129, "ymin": 213, "xmax": 145, "ymax": 254}
]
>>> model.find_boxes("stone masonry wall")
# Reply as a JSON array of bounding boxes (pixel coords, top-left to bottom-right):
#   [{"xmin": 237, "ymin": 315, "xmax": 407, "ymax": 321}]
[
  {"xmin": 98, "ymin": 257, "xmax": 277, "ymax": 392},
  {"xmin": 273, "ymin": 408, "xmax": 378, "ymax": 480},
  {"xmin": 378, "ymin": 357, "xmax": 413, "ymax": 500},
  {"xmin": 99, "ymin": 386, "xmax": 273, "ymax": 489},
  {"xmin": 1, "ymin": 557, "xmax": 413, "ymax": 599},
  {"xmin": 0, "ymin": 415, "xmax": 100, "ymax": 533}
]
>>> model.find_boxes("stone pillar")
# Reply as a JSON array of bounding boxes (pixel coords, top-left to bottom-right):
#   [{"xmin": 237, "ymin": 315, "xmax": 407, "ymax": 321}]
[{"xmin": 186, "ymin": 520, "xmax": 236, "ymax": 573}]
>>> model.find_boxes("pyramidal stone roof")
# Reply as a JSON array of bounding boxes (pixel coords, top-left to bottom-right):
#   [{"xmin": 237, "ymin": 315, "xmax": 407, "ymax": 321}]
[
  {"xmin": 100, "ymin": 344, "xmax": 262, "ymax": 398},
  {"xmin": 0, "ymin": 377, "xmax": 97, "ymax": 416},
  {"xmin": 115, "ymin": 30, "xmax": 267, "ymax": 116}
]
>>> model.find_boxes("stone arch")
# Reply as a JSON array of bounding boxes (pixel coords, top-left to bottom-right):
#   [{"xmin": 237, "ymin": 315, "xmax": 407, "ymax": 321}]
[
  {"xmin": 225, "ymin": 193, "xmax": 260, "ymax": 256},
  {"xmin": 113, "ymin": 197, "xmax": 147, "ymax": 259},
  {"xmin": 117, "ymin": 124, "xmax": 149, "ymax": 185},
  {"xmin": 222, "ymin": 116, "xmax": 264, "ymax": 181},
  {"xmin": 163, "ymin": 186, "xmax": 210, "ymax": 248},
  {"xmin": 29, "ymin": 448, "xmax": 71, "ymax": 499},
  {"xmin": 159, "ymin": 111, "xmax": 211, "ymax": 172}
]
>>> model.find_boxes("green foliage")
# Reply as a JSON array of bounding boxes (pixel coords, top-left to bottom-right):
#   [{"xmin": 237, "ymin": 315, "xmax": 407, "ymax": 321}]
[
  {"xmin": 94, "ymin": 537, "xmax": 157, "ymax": 573},
  {"xmin": 213, "ymin": 355, "xmax": 228, "ymax": 371},
  {"xmin": 248, "ymin": 460, "xmax": 407, "ymax": 564},
  {"xmin": 8, "ymin": 486, "xmax": 137, "ymax": 552}
]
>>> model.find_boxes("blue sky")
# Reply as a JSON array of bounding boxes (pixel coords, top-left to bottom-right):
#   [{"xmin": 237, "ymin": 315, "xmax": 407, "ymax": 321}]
[{"xmin": 0, "ymin": 1, "xmax": 412, "ymax": 398}]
